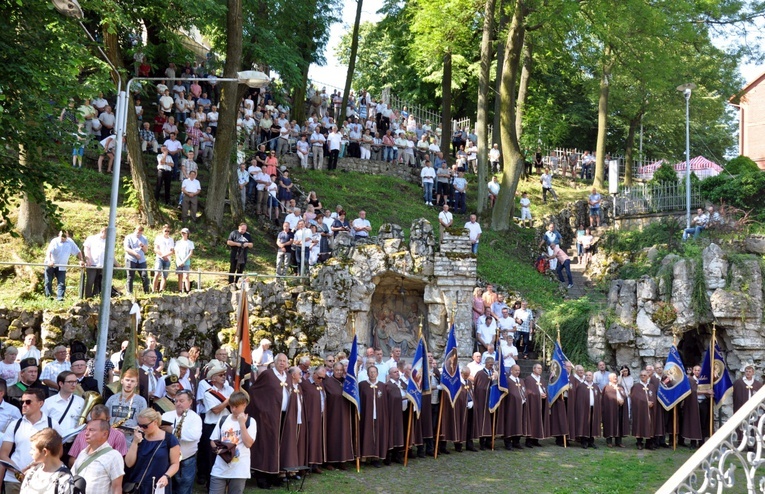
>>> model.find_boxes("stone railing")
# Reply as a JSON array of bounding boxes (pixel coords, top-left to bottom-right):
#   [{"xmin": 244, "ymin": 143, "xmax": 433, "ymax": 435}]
[{"xmin": 657, "ymin": 384, "xmax": 765, "ymax": 493}]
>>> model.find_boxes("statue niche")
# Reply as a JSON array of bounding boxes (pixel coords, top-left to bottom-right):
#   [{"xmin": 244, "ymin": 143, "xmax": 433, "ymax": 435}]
[{"xmin": 369, "ymin": 278, "xmax": 428, "ymax": 358}]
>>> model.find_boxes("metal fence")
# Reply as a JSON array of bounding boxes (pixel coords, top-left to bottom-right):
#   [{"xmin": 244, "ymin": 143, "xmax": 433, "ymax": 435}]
[{"xmin": 613, "ymin": 181, "xmax": 704, "ymax": 217}]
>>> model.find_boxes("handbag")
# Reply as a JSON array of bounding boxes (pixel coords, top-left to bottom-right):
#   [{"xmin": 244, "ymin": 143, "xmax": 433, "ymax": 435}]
[{"xmin": 123, "ymin": 435, "xmax": 164, "ymax": 493}]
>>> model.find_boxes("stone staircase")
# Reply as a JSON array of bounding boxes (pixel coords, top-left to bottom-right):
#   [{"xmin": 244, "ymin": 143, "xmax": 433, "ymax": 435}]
[{"xmin": 563, "ymin": 228, "xmax": 602, "ymax": 300}]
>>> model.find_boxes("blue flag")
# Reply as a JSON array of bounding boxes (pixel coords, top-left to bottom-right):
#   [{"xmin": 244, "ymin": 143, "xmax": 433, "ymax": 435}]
[
  {"xmin": 657, "ymin": 345, "xmax": 692, "ymax": 411},
  {"xmin": 698, "ymin": 341, "xmax": 733, "ymax": 408},
  {"xmin": 441, "ymin": 324, "xmax": 462, "ymax": 407},
  {"xmin": 342, "ymin": 335, "xmax": 361, "ymax": 418},
  {"xmin": 406, "ymin": 337, "xmax": 429, "ymax": 418},
  {"xmin": 547, "ymin": 342, "xmax": 570, "ymax": 405},
  {"xmin": 488, "ymin": 346, "xmax": 508, "ymax": 413}
]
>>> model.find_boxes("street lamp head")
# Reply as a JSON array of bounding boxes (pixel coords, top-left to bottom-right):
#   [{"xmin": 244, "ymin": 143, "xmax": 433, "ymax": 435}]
[
  {"xmin": 676, "ymin": 82, "xmax": 696, "ymax": 100},
  {"xmin": 237, "ymin": 70, "xmax": 270, "ymax": 88},
  {"xmin": 51, "ymin": 0, "xmax": 84, "ymax": 19}
]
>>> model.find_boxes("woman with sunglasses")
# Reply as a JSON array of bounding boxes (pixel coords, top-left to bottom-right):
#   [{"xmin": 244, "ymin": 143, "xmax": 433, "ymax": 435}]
[{"xmin": 125, "ymin": 409, "xmax": 180, "ymax": 494}]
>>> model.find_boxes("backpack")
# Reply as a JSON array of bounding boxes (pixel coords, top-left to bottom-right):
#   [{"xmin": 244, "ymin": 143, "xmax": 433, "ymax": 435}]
[{"xmin": 535, "ymin": 255, "xmax": 549, "ymax": 274}]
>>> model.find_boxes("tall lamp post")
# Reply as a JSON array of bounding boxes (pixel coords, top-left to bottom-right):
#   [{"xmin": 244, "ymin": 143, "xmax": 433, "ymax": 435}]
[
  {"xmin": 54, "ymin": 0, "xmax": 269, "ymax": 392},
  {"xmin": 677, "ymin": 82, "xmax": 696, "ymax": 229}
]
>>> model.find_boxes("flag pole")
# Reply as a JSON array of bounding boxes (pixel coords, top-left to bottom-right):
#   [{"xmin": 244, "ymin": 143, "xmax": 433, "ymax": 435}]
[
  {"xmin": 232, "ymin": 284, "xmax": 246, "ymax": 385},
  {"xmin": 491, "ymin": 410, "xmax": 497, "ymax": 450},
  {"xmin": 351, "ymin": 313, "xmax": 360, "ymax": 473},
  {"xmin": 404, "ymin": 406, "xmax": 413, "ymax": 467},
  {"xmin": 435, "ymin": 304, "xmax": 456, "ymax": 459},
  {"xmin": 710, "ymin": 323, "xmax": 716, "ymax": 439},
  {"xmin": 672, "ymin": 329, "xmax": 678, "ymax": 450},
  {"xmin": 557, "ymin": 324, "xmax": 567, "ymax": 448}
]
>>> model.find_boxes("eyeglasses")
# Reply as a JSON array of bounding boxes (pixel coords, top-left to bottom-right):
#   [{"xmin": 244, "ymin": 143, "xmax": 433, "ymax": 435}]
[
  {"xmin": 64, "ymin": 380, "xmax": 79, "ymax": 384},
  {"xmin": 137, "ymin": 423, "xmax": 151, "ymax": 429},
  {"xmin": 21, "ymin": 399, "xmax": 35, "ymax": 406}
]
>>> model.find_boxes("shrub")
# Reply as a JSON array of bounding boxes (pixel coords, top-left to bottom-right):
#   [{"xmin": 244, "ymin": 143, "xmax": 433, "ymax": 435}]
[
  {"xmin": 700, "ymin": 169, "xmax": 765, "ymax": 221},
  {"xmin": 725, "ymin": 155, "xmax": 760, "ymax": 175},
  {"xmin": 651, "ymin": 162, "xmax": 679, "ymax": 185}
]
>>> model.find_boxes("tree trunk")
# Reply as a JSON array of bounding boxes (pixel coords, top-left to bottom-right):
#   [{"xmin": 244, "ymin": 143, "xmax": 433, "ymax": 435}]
[
  {"xmin": 16, "ymin": 145, "xmax": 50, "ymax": 245},
  {"xmin": 206, "ymin": 0, "xmax": 243, "ymax": 227},
  {"xmin": 292, "ymin": 62, "xmax": 310, "ymax": 125},
  {"xmin": 491, "ymin": 3, "xmax": 508, "ymax": 149},
  {"xmin": 515, "ymin": 36, "xmax": 532, "ymax": 148},
  {"xmin": 594, "ymin": 46, "xmax": 612, "ymax": 191},
  {"xmin": 476, "ymin": 0, "xmax": 497, "ymax": 215},
  {"xmin": 490, "ymin": 0, "xmax": 527, "ymax": 231},
  {"xmin": 103, "ymin": 24, "xmax": 163, "ymax": 226},
  {"xmin": 340, "ymin": 0, "xmax": 364, "ymax": 125},
  {"xmin": 623, "ymin": 113, "xmax": 641, "ymax": 187},
  {"xmin": 440, "ymin": 49, "xmax": 452, "ymax": 157}
]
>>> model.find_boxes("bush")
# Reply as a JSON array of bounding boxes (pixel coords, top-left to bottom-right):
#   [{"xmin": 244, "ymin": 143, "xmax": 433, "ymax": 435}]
[
  {"xmin": 700, "ymin": 169, "xmax": 765, "ymax": 221},
  {"xmin": 537, "ymin": 297, "xmax": 596, "ymax": 365},
  {"xmin": 601, "ymin": 217, "xmax": 682, "ymax": 254},
  {"xmin": 651, "ymin": 162, "xmax": 678, "ymax": 185},
  {"xmin": 725, "ymin": 155, "xmax": 760, "ymax": 175}
]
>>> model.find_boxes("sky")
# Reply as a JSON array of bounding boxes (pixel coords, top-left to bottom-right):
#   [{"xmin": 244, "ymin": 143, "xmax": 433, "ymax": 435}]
[{"xmin": 308, "ymin": 1, "xmax": 765, "ymax": 93}]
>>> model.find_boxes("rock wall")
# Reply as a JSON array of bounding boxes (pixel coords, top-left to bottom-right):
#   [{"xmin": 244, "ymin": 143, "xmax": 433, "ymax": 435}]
[
  {"xmin": 278, "ymin": 154, "xmax": 422, "ymax": 184},
  {"xmin": 0, "ymin": 218, "xmax": 476, "ymax": 363},
  {"xmin": 589, "ymin": 243, "xmax": 765, "ymax": 379}
]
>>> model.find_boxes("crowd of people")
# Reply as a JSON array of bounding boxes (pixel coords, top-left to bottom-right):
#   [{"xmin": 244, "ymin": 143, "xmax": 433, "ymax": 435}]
[{"xmin": 0, "ymin": 318, "xmax": 757, "ymax": 493}]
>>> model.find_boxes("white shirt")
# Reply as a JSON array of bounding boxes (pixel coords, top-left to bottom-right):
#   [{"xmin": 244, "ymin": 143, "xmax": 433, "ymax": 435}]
[
  {"xmin": 43, "ymin": 393, "xmax": 84, "ymax": 439},
  {"xmin": 285, "ymin": 213, "xmax": 301, "ymax": 231},
  {"xmin": 162, "ymin": 409, "xmax": 203, "ymax": 458},
  {"xmin": 327, "ymin": 132, "xmax": 342, "ymax": 151},
  {"xmin": 45, "ymin": 237, "xmax": 81, "ymax": 270},
  {"xmin": 83, "ymin": 234, "xmax": 106, "ymax": 268},
  {"xmin": 487, "ymin": 181, "xmax": 500, "ymax": 195},
  {"xmin": 520, "ymin": 197, "xmax": 531, "ymax": 209},
  {"xmin": 541, "ymin": 173, "xmax": 553, "ymax": 188},
  {"xmin": 175, "ymin": 239, "xmax": 194, "ymax": 267},
  {"xmin": 0, "ymin": 400, "xmax": 20, "ymax": 434},
  {"xmin": 252, "ymin": 347, "xmax": 274, "ymax": 368},
  {"xmin": 154, "ymin": 234, "xmax": 175, "ymax": 258},
  {"xmin": 210, "ymin": 414, "xmax": 257, "ymax": 479},
  {"xmin": 476, "ymin": 320, "xmax": 496, "ymax": 346},
  {"xmin": 203, "ymin": 383, "xmax": 234, "ymax": 425},
  {"xmin": 438, "ymin": 211, "xmax": 453, "ymax": 227},
  {"xmin": 18, "ymin": 347, "xmax": 41, "ymax": 364},
  {"xmin": 72, "ymin": 442, "xmax": 125, "ymax": 493},
  {"xmin": 0, "ymin": 362, "xmax": 19, "ymax": 386},
  {"xmin": 420, "ymin": 166, "xmax": 436, "ymax": 183},
  {"xmin": 352, "ymin": 218, "xmax": 371, "ymax": 237},
  {"xmin": 3, "ymin": 413, "xmax": 62, "ymax": 483},
  {"xmin": 500, "ymin": 340, "xmax": 518, "ymax": 368},
  {"xmin": 273, "ymin": 368, "xmax": 289, "ymax": 412},
  {"xmin": 40, "ymin": 359, "xmax": 71, "ymax": 390},
  {"xmin": 467, "ymin": 360, "xmax": 484, "ymax": 378},
  {"xmin": 464, "ymin": 221, "xmax": 482, "ymax": 243},
  {"xmin": 182, "ymin": 178, "xmax": 201, "ymax": 195}
]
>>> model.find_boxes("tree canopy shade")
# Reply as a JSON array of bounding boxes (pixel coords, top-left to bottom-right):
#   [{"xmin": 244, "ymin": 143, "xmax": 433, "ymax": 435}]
[{"xmin": 0, "ymin": 0, "xmax": 113, "ymax": 236}]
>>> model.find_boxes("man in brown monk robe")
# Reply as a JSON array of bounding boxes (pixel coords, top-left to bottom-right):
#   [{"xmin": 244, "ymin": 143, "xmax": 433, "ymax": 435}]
[
  {"xmin": 301, "ymin": 366, "xmax": 327, "ymax": 473},
  {"xmin": 323, "ymin": 362, "xmax": 354, "ymax": 470},
  {"xmin": 472, "ymin": 357, "xmax": 495, "ymax": 450},
  {"xmin": 733, "ymin": 363, "xmax": 762, "ymax": 442},
  {"xmin": 503, "ymin": 364, "xmax": 526, "ymax": 450},
  {"xmin": 401, "ymin": 363, "xmax": 425, "ymax": 459},
  {"xmin": 574, "ymin": 371, "xmax": 602, "ymax": 449},
  {"xmin": 280, "ymin": 367, "xmax": 307, "ymax": 476},
  {"xmin": 602, "ymin": 372, "xmax": 629, "ymax": 448},
  {"xmin": 247, "ymin": 353, "xmax": 290, "ymax": 489},
  {"xmin": 359, "ymin": 365, "xmax": 388, "ymax": 467},
  {"xmin": 441, "ymin": 367, "xmax": 471, "ymax": 452},
  {"xmin": 385, "ymin": 367, "xmax": 407, "ymax": 464},
  {"xmin": 549, "ymin": 361, "xmax": 569, "ymax": 447},
  {"xmin": 524, "ymin": 363, "xmax": 548, "ymax": 447},
  {"xmin": 631, "ymin": 370, "xmax": 655, "ymax": 450},
  {"xmin": 648, "ymin": 363, "xmax": 669, "ymax": 448},
  {"xmin": 682, "ymin": 365, "xmax": 703, "ymax": 449},
  {"xmin": 565, "ymin": 364, "xmax": 583, "ymax": 446},
  {"xmin": 733, "ymin": 363, "xmax": 763, "ymax": 412},
  {"xmin": 422, "ymin": 354, "xmax": 438, "ymax": 456}
]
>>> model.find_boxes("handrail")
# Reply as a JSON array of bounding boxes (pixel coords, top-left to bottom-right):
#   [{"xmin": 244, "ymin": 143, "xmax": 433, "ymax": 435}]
[
  {"xmin": 657, "ymin": 384, "xmax": 765, "ymax": 493},
  {"xmin": 533, "ymin": 322, "xmax": 555, "ymax": 366},
  {"xmin": 0, "ymin": 261, "xmax": 306, "ymax": 299}
]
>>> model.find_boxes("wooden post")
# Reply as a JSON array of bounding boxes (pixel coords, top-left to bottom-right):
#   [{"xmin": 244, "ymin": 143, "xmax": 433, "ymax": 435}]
[
  {"xmin": 434, "ymin": 399, "xmax": 444, "ymax": 459},
  {"xmin": 355, "ymin": 413, "xmax": 360, "ymax": 472},
  {"xmin": 491, "ymin": 410, "xmax": 497, "ymax": 450},
  {"xmin": 673, "ymin": 407, "xmax": 677, "ymax": 451},
  {"xmin": 404, "ymin": 406, "xmax": 413, "ymax": 467}
]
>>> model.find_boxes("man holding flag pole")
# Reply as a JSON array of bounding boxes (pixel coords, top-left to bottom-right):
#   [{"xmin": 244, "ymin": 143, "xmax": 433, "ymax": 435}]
[
  {"xmin": 698, "ymin": 323, "xmax": 733, "ymax": 441},
  {"xmin": 656, "ymin": 344, "xmax": 692, "ymax": 451},
  {"xmin": 547, "ymin": 337, "xmax": 570, "ymax": 448},
  {"xmin": 342, "ymin": 329, "xmax": 362, "ymax": 472},
  {"xmin": 434, "ymin": 316, "xmax": 462, "ymax": 458},
  {"xmin": 404, "ymin": 330, "xmax": 430, "ymax": 465}
]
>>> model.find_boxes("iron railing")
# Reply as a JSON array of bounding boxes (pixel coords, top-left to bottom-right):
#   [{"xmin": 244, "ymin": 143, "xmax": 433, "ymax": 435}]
[
  {"xmin": 613, "ymin": 181, "xmax": 704, "ymax": 217},
  {"xmin": 657, "ymin": 384, "xmax": 765, "ymax": 493}
]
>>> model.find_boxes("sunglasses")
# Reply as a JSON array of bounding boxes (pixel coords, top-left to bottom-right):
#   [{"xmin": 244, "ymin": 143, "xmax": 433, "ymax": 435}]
[
  {"xmin": 137, "ymin": 423, "xmax": 151, "ymax": 429},
  {"xmin": 21, "ymin": 399, "xmax": 36, "ymax": 406}
]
